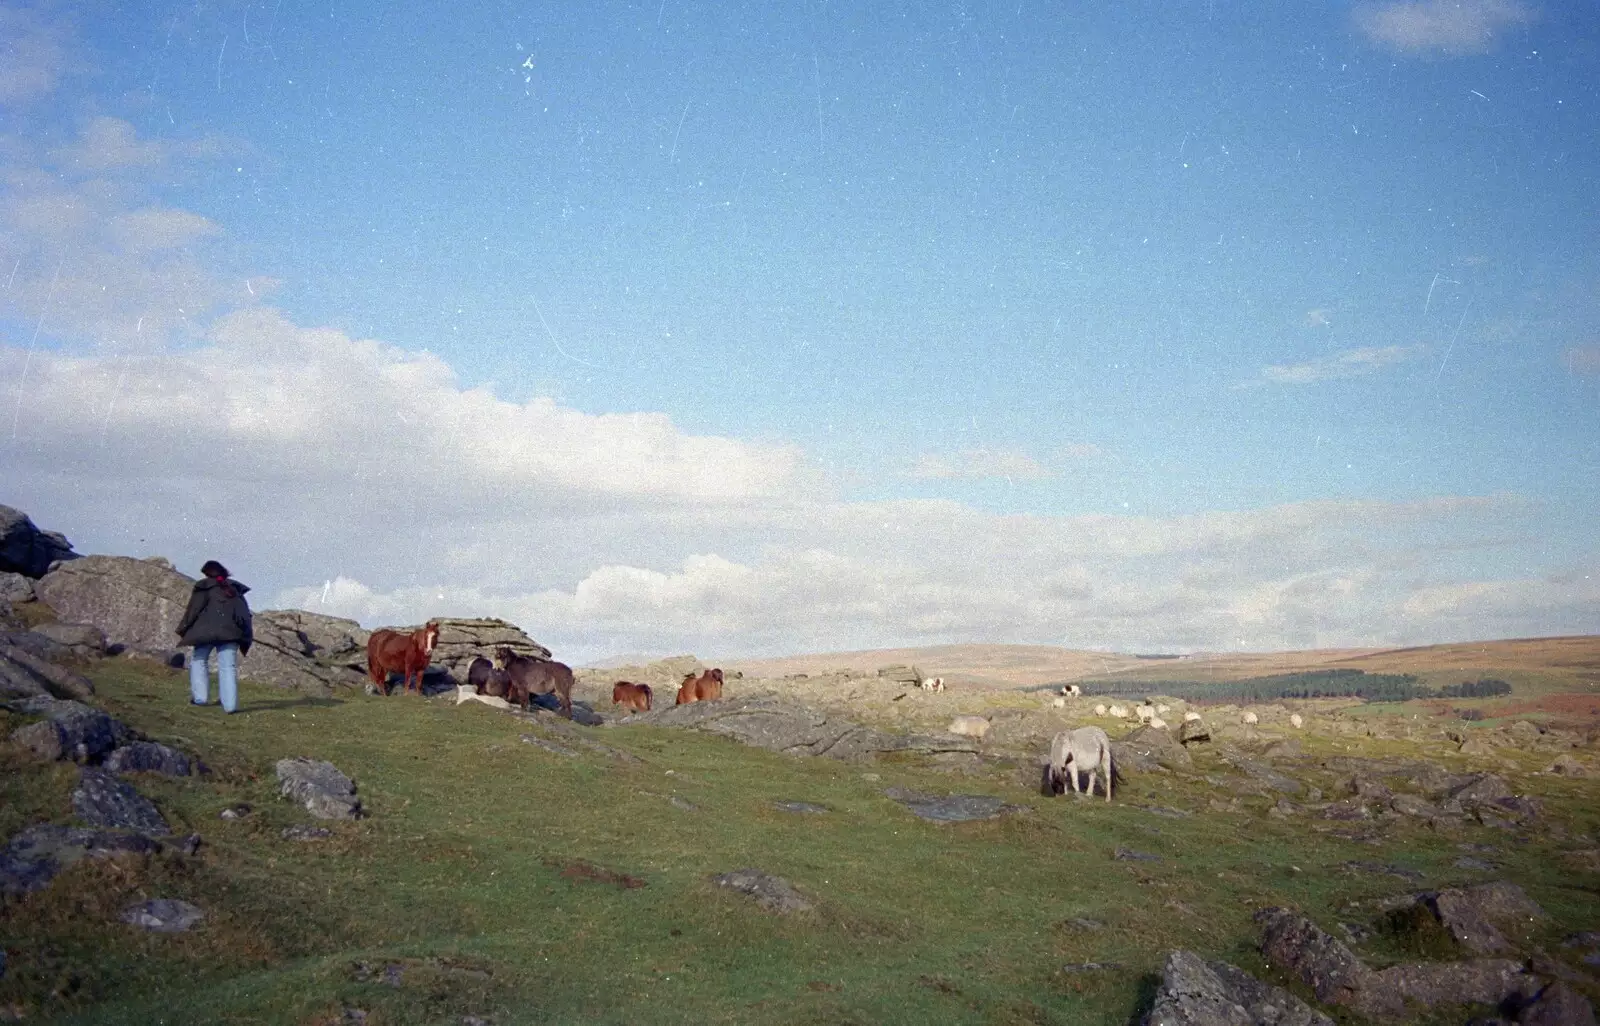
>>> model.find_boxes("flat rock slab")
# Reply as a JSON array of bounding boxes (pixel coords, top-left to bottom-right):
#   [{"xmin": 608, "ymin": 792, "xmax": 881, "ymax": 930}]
[
  {"xmin": 121, "ymin": 898, "xmax": 205, "ymax": 932},
  {"xmin": 104, "ymin": 741, "xmax": 196, "ymax": 776},
  {"xmin": 73, "ymin": 767, "xmax": 170, "ymax": 835},
  {"xmin": 282, "ymin": 825, "xmax": 333, "ymax": 841},
  {"xmin": 275, "ymin": 757, "xmax": 363, "ymax": 820},
  {"xmin": 1145, "ymin": 948, "xmax": 1334, "ymax": 1026},
  {"xmin": 884, "ymin": 787, "xmax": 1023, "ymax": 823},
  {"xmin": 621, "ymin": 695, "xmax": 979, "ymax": 761},
  {"xmin": 0, "ymin": 824, "xmax": 163, "ymax": 895},
  {"xmin": 711, "ymin": 868, "xmax": 812, "ymax": 913},
  {"xmin": 773, "ymin": 801, "xmax": 830, "ymax": 814}
]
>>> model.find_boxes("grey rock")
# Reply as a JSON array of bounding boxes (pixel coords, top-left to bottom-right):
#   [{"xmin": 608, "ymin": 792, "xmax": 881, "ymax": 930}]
[
  {"xmin": 1178, "ymin": 718, "xmax": 1212, "ymax": 746},
  {"xmin": 1370, "ymin": 958, "xmax": 1532, "ymax": 1013},
  {"xmin": 1143, "ymin": 949, "xmax": 1335, "ymax": 1026},
  {"xmin": 1517, "ymin": 981, "xmax": 1598, "ymax": 1026},
  {"xmin": 7, "ymin": 700, "xmax": 133, "ymax": 763},
  {"xmin": 1419, "ymin": 882, "xmax": 1545, "ymax": 955},
  {"xmin": 73, "ymin": 766, "xmax": 171, "ymax": 835},
  {"xmin": 0, "ymin": 823, "xmax": 162, "ymax": 894},
  {"xmin": 1224, "ymin": 755, "xmax": 1302, "ymax": 794},
  {"xmin": 1118, "ymin": 724, "xmax": 1194, "ymax": 769},
  {"xmin": 33, "ymin": 555, "xmax": 193, "ymax": 655},
  {"xmin": 1451, "ymin": 773, "xmax": 1516, "ymax": 807},
  {"xmin": 1114, "ymin": 847, "xmax": 1162, "ymax": 862},
  {"xmin": 1254, "ymin": 906, "xmax": 1383, "ymax": 1014},
  {"xmin": 0, "ymin": 505, "xmax": 79, "ymax": 578},
  {"xmin": 773, "ymin": 801, "xmax": 829, "ymax": 814},
  {"xmin": 0, "ymin": 643, "xmax": 94, "ymax": 701},
  {"xmin": 275, "ymin": 757, "xmax": 362, "ymax": 819},
  {"xmin": 629, "ymin": 695, "xmax": 980, "ymax": 760},
  {"xmin": 0, "ymin": 571, "xmax": 35, "ymax": 602},
  {"xmin": 711, "ymin": 868, "xmax": 812, "ymax": 913},
  {"xmin": 884, "ymin": 787, "xmax": 1023, "ymax": 823},
  {"xmin": 27, "ymin": 621, "xmax": 107, "ymax": 655},
  {"xmin": 103, "ymin": 741, "xmax": 196, "ymax": 777},
  {"xmin": 121, "ymin": 897, "xmax": 205, "ymax": 932},
  {"xmin": 241, "ymin": 609, "xmax": 371, "ymax": 694},
  {"xmin": 281, "ymin": 824, "xmax": 333, "ymax": 841}
]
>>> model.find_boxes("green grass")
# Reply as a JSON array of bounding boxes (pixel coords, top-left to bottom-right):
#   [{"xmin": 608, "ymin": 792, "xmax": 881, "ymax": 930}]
[{"xmin": 2, "ymin": 660, "xmax": 1598, "ymax": 1024}]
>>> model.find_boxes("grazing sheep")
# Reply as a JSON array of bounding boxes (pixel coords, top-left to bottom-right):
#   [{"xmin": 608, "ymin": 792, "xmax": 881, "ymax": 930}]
[
  {"xmin": 1044, "ymin": 727, "xmax": 1114, "ymax": 802},
  {"xmin": 1183, "ymin": 711, "xmax": 1203, "ymax": 723},
  {"xmin": 1148, "ymin": 716, "xmax": 1168, "ymax": 730},
  {"xmin": 1156, "ymin": 704, "xmax": 1170, "ymax": 715},
  {"xmin": 1059, "ymin": 684, "xmax": 1082, "ymax": 697},
  {"xmin": 948, "ymin": 715, "xmax": 990, "ymax": 739},
  {"xmin": 1051, "ymin": 697, "xmax": 1066, "ymax": 709},
  {"xmin": 1135, "ymin": 703, "xmax": 1156, "ymax": 723},
  {"xmin": 1289, "ymin": 713, "xmax": 1304, "ymax": 729},
  {"xmin": 1094, "ymin": 703, "xmax": 1108, "ymax": 716},
  {"xmin": 1242, "ymin": 710, "xmax": 1259, "ymax": 725},
  {"xmin": 1109, "ymin": 704, "xmax": 1129, "ymax": 719}
]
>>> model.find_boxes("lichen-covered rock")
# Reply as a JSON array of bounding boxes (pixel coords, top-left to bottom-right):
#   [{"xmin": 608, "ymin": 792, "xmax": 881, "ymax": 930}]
[
  {"xmin": 72, "ymin": 767, "xmax": 171, "ymax": 835},
  {"xmin": 246, "ymin": 609, "xmax": 371, "ymax": 693},
  {"xmin": 0, "ymin": 824, "xmax": 162, "ymax": 895},
  {"xmin": 1418, "ymin": 882, "xmax": 1545, "ymax": 955},
  {"xmin": 8, "ymin": 700, "xmax": 133, "ymax": 763},
  {"xmin": 1254, "ymin": 906, "xmax": 1384, "ymax": 1014},
  {"xmin": 1119, "ymin": 724, "xmax": 1193, "ymax": 769},
  {"xmin": 1144, "ymin": 949, "xmax": 1334, "ymax": 1026},
  {"xmin": 711, "ymin": 869, "xmax": 812, "ymax": 913},
  {"xmin": 276, "ymin": 757, "xmax": 363, "ymax": 819},
  {"xmin": 33, "ymin": 555, "xmax": 193, "ymax": 656},
  {"xmin": 121, "ymin": 898, "xmax": 205, "ymax": 933},
  {"xmin": 0, "ymin": 571, "xmax": 35, "ymax": 602},
  {"xmin": 104, "ymin": 741, "xmax": 197, "ymax": 777},
  {"xmin": 26, "ymin": 621, "xmax": 107, "ymax": 655},
  {"xmin": 0, "ymin": 643, "xmax": 94, "ymax": 700}
]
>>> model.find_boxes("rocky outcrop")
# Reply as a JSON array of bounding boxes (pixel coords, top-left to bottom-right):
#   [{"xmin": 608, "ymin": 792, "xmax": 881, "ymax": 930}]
[
  {"xmin": 1254, "ymin": 906, "xmax": 1535, "ymax": 1020},
  {"xmin": 0, "ymin": 571, "xmax": 35, "ymax": 602},
  {"xmin": 430, "ymin": 618, "xmax": 551, "ymax": 681},
  {"xmin": 33, "ymin": 555, "xmax": 193, "ymax": 657},
  {"xmin": 103, "ymin": 741, "xmax": 198, "ymax": 777},
  {"xmin": 0, "ymin": 504, "xmax": 78, "ymax": 578},
  {"xmin": 121, "ymin": 898, "xmax": 205, "ymax": 933},
  {"xmin": 0, "ymin": 643, "xmax": 95, "ymax": 702},
  {"xmin": 1144, "ymin": 949, "xmax": 1334, "ymax": 1026},
  {"xmin": 8, "ymin": 698, "xmax": 133, "ymax": 763},
  {"xmin": 0, "ymin": 824, "xmax": 164, "ymax": 895},
  {"xmin": 883, "ymin": 787, "xmax": 1024, "ymax": 823},
  {"xmin": 622, "ymin": 695, "xmax": 981, "ymax": 761},
  {"xmin": 1118, "ymin": 724, "xmax": 1193, "ymax": 770},
  {"xmin": 1406, "ymin": 882, "xmax": 1546, "ymax": 955},
  {"xmin": 73, "ymin": 767, "xmax": 172, "ymax": 836},
  {"xmin": 248, "ymin": 609, "xmax": 370, "ymax": 693},
  {"xmin": 276, "ymin": 757, "xmax": 363, "ymax": 819}
]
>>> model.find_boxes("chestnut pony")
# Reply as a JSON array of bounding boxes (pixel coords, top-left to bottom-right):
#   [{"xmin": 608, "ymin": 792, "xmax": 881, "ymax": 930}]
[
  {"xmin": 367, "ymin": 621, "xmax": 440, "ymax": 696},
  {"xmin": 675, "ymin": 667, "xmax": 724, "ymax": 705},
  {"xmin": 611, "ymin": 681, "xmax": 653, "ymax": 713}
]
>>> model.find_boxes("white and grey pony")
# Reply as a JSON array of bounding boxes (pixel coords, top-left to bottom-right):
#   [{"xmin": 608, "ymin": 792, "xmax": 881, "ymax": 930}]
[{"xmin": 1042, "ymin": 726, "xmax": 1115, "ymax": 802}]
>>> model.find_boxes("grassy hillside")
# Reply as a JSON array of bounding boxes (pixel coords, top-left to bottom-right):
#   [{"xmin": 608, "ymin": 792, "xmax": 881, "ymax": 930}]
[{"xmin": 3, "ymin": 657, "xmax": 1599, "ymax": 1024}]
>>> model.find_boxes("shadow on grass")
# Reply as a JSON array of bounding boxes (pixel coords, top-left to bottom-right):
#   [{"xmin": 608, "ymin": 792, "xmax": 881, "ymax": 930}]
[
  {"xmin": 241, "ymin": 696, "xmax": 346, "ymax": 713},
  {"xmin": 1124, "ymin": 972, "xmax": 1161, "ymax": 1026}
]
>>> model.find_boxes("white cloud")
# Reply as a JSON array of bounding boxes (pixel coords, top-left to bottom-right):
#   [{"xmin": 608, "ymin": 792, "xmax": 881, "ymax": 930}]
[
  {"xmin": 1354, "ymin": 0, "xmax": 1534, "ymax": 55},
  {"xmin": 1245, "ymin": 344, "xmax": 1424, "ymax": 387},
  {"xmin": 909, "ymin": 447, "xmax": 1056, "ymax": 480},
  {"xmin": 0, "ymin": 5, "xmax": 76, "ymax": 104}
]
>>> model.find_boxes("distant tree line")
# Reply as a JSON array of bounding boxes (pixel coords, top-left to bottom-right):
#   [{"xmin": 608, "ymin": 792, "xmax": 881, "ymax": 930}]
[{"xmin": 1070, "ymin": 669, "xmax": 1512, "ymax": 703}]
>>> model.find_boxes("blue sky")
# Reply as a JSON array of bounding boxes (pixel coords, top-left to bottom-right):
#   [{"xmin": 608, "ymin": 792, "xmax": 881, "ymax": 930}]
[{"xmin": 2, "ymin": 0, "xmax": 1596, "ymax": 661}]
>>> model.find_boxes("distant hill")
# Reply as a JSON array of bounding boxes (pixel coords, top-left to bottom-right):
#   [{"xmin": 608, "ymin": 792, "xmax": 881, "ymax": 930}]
[{"xmin": 719, "ymin": 636, "xmax": 1600, "ymax": 690}]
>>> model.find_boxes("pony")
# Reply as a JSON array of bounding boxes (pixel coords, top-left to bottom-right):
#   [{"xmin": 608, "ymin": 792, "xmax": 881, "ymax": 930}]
[
  {"xmin": 466, "ymin": 655, "xmax": 512, "ymax": 698},
  {"xmin": 1043, "ymin": 726, "xmax": 1115, "ymax": 802},
  {"xmin": 920, "ymin": 676, "xmax": 946, "ymax": 692},
  {"xmin": 495, "ymin": 646, "xmax": 574, "ymax": 718},
  {"xmin": 611, "ymin": 681, "xmax": 653, "ymax": 713},
  {"xmin": 367, "ymin": 621, "xmax": 440, "ymax": 696},
  {"xmin": 675, "ymin": 667, "xmax": 724, "ymax": 705}
]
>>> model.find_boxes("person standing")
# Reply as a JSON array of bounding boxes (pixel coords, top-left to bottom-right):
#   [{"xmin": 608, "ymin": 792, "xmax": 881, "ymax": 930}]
[{"xmin": 175, "ymin": 560, "xmax": 253, "ymax": 713}]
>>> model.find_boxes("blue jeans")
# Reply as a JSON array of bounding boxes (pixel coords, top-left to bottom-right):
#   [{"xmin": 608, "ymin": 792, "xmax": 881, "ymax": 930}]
[{"xmin": 190, "ymin": 643, "xmax": 239, "ymax": 713}]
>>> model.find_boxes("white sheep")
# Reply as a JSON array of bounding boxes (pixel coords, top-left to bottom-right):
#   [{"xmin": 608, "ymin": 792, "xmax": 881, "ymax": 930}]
[
  {"xmin": 948, "ymin": 715, "xmax": 990, "ymax": 739},
  {"xmin": 1135, "ymin": 703, "xmax": 1156, "ymax": 723},
  {"xmin": 1051, "ymin": 697, "xmax": 1066, "ymax": 709},
  {"xmin": 1290, "ymin": 713, "xmax": 1304, "ymax": 729},
  {"xmin": 1109, "ymin": 704, "xmax": 1129, "ymax": 719},
  {"xmin": 1094, "ymin": 703, "xmax": 1108, "ymax": 716},
  {"xmin": 1183, "ymin": 711, "xmax": 1203, "ymax": 723},
  {"xmin": 1156, "ymin": 704, "xmax": 1170, "ymax": 715},
  {"xmin": 1242, "ymin": 710, "xmax": 1259, "ymax": 725},
  {"xmin": 1148, "ymin": 716, "xmax": 1169, "ymax": 730}
]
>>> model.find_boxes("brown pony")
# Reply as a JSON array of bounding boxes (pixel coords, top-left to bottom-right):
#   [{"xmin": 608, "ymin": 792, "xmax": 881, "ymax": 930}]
[
  {"xmin": 496, "ymin": 646, "xmax": 574, "ymax": 718},
  {"xmin": 466, "ymin": 655, "xmax": 512, "ymax": 698},
  {"xmin": 675, "ymin": 667, "xmax": 724, "ymax": 705},
  {"xmin": 367, "ymin": 621, "xmax": 440, "ymax": 696},
  {"xmin": 611, "ymin": 681, "xmax": 653, "ymax": 713}
]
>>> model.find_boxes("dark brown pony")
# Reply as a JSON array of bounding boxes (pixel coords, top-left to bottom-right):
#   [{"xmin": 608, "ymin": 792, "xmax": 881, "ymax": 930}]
[
  {"xmin": 496, "ymin": 646, "xmax": 574, "ymax": 718},
  {"xmin": 675, "ymin": 667, "xmax": 724, "ymax": 705},
  {"xmin": 367, "ymin": 621, "xmax": 440, "ymax": 696},
  {"xmin": 611, "ymin": 681, "xmax": 652, "ymax": 713},
  {"xmin": 466, "ymin": 655, "xmax": 512, "ymax": 698}
]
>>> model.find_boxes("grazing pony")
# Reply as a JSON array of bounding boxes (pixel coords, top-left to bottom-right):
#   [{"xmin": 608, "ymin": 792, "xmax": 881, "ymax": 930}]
[
  {"xmin": 496, "ymin": 646, "xmax": 574, "ymax": 718},
  {"xmin": 367, "ymin": 621, "xmax": 440, "ymax": 696},
  {"xmin": 675, "ymin": 667, "xmax": 724, "ymax": 705},
  {"xmin": 466, "ymin": 656, "xmax": 512, "ymax": 698},
  {"xmin": 611, "ymin": 681, "xmax": 653, "ymax": 713},
  {"xmin": 920, "ymin": 676, "xmax": 946, "ymax": 692},
  {"xmin": 1043, "ymin": 726, "xmax": 1114, "ymax": 802}
]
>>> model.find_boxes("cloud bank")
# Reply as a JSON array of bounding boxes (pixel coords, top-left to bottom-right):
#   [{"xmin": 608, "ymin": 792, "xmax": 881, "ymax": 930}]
[{"xmin": 1354, "ymin": 0, "xmax": 1534, "ymax": 55}]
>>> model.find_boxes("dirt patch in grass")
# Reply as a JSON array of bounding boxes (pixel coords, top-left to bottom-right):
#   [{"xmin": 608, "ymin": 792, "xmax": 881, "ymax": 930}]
[{"xmin": 548, "ymin": 858, "xmax": 648, "ymax": 889}]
